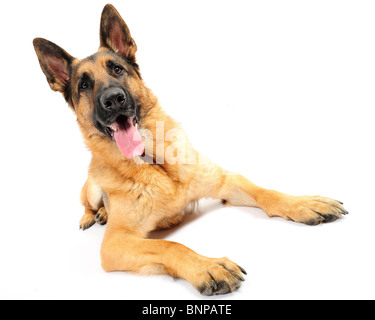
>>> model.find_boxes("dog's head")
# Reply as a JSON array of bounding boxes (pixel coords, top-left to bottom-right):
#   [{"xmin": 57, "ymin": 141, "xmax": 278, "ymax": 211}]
[{"xmin": 33, "ymin": 4, "xmax": 146, "ymax": 159}]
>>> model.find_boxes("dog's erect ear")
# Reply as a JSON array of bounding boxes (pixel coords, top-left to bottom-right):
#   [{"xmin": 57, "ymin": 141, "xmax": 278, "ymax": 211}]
[
  {"xmin": 100, "ymin": 4, "xmax": 137, "ymax": 63},
  {"xmin": 33, "ymin": 38, "xmax": 74, "ymax": 95}
]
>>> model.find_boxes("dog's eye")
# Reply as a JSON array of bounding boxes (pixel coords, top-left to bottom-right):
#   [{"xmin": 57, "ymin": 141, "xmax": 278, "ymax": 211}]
[
  {"xmin": 78, "ymin": 74, "xmax": 93, "ymax": 92},
  {"xmin": 80, "ymin": 82, "xmax": 89, "ymax": 90},
  {"xmin": 114, "ymin": 65, "xmax": 124, "ymax": 75}
]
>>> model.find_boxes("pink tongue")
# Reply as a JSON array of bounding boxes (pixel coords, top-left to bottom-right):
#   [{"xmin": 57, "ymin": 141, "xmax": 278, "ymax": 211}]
[{"xmin": 113, "ymin": 119, "xmax": 144, "ymax": 159}]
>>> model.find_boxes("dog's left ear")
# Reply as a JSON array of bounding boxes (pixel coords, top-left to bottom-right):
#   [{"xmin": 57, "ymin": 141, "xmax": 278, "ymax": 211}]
[{"xmin": 100, "ymin": 4, "xmax": 137, "ymax": 63}]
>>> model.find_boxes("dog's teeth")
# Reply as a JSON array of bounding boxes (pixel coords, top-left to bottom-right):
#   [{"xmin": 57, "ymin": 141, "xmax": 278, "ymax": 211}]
[
  {"xmin": 135, "ymin": 123, "xmax": 138, "ymax": 129},
  {"xmin": 110, "ymin": 124, "xmax": 118, "ymax": 132}
]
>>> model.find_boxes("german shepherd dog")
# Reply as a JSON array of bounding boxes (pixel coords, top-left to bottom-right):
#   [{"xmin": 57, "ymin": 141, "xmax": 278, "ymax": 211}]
[{"xmin": 33, "ymin": 4, "xmax": 348, "ymax": 295}]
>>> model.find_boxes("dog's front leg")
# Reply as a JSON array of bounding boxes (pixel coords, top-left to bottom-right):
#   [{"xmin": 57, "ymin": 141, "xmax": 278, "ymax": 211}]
[
  {"xmin": 214, "ymin": 172, "xmax": 348, "ymax": 225},
  {"xmin": 100, "ymin": 197, "xmax": 246, "ymax": 295},
  {"xmin": 79, "ymin": 178, "xmax": 108, "ymax": 230}
]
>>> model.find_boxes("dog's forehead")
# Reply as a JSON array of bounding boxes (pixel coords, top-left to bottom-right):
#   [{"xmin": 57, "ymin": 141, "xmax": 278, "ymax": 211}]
[{"xmin": 72, "ymin": 51, "xmax": 123, "ymax": 78}]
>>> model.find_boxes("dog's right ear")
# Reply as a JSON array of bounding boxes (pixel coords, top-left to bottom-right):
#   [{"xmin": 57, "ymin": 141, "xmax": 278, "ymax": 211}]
[{"xmin": 33, "ymin": 38, "xmax": 74, "ymax": 96}]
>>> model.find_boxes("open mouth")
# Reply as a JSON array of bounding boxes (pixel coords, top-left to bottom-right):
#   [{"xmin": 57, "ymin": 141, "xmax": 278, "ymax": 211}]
[
  {"xmin": 104, "ymin": 115, "xmax": 139, "ymax": 138},
  {"xmin": 105, "ymin": 115, "xmax": 144, "ymax": 159}
]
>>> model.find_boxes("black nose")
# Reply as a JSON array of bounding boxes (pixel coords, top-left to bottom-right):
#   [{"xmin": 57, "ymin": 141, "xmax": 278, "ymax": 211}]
[{"xmin": 100, "ymin": 88, "xmax": 126, "ymax": 110}]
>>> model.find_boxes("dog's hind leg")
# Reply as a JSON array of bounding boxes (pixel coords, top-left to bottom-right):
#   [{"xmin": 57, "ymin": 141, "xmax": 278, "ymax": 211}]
[
  {"xmin": 212, "ymin": 172, "xmax": 348, "ymax": 225},
  {"xmin": 193, "ymin": 157, "xmax": 347, "ymax": 225}
]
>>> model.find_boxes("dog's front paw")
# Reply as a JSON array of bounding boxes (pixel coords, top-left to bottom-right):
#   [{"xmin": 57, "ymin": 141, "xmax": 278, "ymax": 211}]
[
  {"xmin": 79, "ymin": 211, "xmax": 96, "ymax": 230},
  {"xmin": 80, "ymin": 207, "xmax": 108, "ymax": 230},
  {"xmin": 191, "ymin": 257, "xmax": 246, "ymax": 296},
  {"xmin": 265, "ymin": 193, "xmax": 348, "ymax": 225},
  {"xmin": 95, "ymin": 207, "xmax": 108, "ymax": 225}
]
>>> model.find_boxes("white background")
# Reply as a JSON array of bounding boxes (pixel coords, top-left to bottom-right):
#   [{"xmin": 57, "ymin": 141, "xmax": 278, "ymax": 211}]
[{"xmin": 0, "ymin": 0, "xmax": 374, "ymax": 300}]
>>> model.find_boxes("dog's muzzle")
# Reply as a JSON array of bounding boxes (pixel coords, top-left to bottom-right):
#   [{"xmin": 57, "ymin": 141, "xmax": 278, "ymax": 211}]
[{"xmin": 92, "ymin": 86, "xmax": 144, "ymax": 159}]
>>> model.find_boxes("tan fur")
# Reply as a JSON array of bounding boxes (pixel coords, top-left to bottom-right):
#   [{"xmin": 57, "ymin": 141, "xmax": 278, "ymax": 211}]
[{"xmin": 33, "ymin": 4, "xmax": 347, "ymax": 295}]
